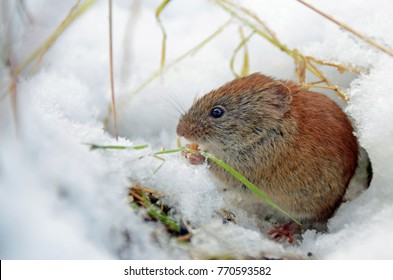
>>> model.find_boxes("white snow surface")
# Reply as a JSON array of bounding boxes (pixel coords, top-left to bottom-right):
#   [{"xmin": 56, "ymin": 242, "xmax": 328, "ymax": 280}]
[{"xmin": 1, "ymin": 0, "xmax": 392, "ymax": 259}]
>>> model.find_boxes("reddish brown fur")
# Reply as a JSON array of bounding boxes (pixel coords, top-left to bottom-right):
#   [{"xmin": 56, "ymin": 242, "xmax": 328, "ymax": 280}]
[{"xmin": 177, "ymin": 73, "xmax": 359, "ymax": 225}]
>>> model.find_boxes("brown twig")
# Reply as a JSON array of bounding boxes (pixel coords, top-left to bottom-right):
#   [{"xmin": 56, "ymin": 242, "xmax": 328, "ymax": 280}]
[
  {"xmin": 296, "ymin": 0, "xmax": 393, "ymax": 58},
  {"xmin": 108, "ymin": 0, "xmax": 119, "ymax": 140}
]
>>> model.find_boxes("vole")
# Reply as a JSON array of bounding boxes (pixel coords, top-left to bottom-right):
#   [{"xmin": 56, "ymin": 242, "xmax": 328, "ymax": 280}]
[{"xmin": 176, "ymin": 73, "xmax": 359, "ymax": 241}]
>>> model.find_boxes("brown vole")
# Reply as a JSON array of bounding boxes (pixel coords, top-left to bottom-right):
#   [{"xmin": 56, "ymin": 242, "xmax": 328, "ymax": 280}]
[{"xmin": 176, "ymin": 73, "xmax": 359, "ymax": 236}]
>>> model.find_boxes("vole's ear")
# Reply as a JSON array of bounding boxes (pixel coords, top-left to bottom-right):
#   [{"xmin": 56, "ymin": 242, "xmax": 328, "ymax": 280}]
[{"xmin": 264, "ymin": 82, "xmax": 294, "ymax": 113}]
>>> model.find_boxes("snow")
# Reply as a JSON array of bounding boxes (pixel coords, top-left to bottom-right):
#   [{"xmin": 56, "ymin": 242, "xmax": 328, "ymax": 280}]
[{"xmin": 1, "ymin": 0, "xmax": 393, "ymax": 259}]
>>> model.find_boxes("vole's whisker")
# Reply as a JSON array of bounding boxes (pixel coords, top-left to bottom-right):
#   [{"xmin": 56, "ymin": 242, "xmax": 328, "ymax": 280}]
[{"xmin": 164, "ymin": 94, "xmax": 187, "ymax": 115}]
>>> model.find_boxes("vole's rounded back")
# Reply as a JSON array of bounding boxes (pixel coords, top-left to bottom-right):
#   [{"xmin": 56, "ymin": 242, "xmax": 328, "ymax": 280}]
[{"xmin": 177, "ymin": 73, "xmax": 359, "ymax": 224}]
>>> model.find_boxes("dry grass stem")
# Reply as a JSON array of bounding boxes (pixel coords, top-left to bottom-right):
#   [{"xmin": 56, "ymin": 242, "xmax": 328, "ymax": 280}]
[
  {"xmin": 9, "ymin": 69, "xmax": 18, "ymax": 132},
  {"xmin": 297, "ymin": 0, "xmax": 393, "ymax": 58},
  {"xmin": 230, "ymin": 27, "xmax": 253, "ymax": 78},
  {"xmin": 32, "ymin": 0, "xmax": 81, "ymax": 74},
  {"xmin": 15, "ymin": 0, "xmax": 97, "ymax": 75},
  {"xmin": 176, "ymin": 233, "xmax": 192, "ymax": 241},
  {"xmin": 129, "ymin": 190, "xmax": 144, "ymax": 206},
  {"xmin": 214, "ymin": 0, "xmax": 353, "ymax": 102},
  {"xmin": 306, "ymin": 56, "xmax": 361, "ymax": 74},
  {"xmin": 1, "ymin": 0, "xmax": 96, "ymax": 125},
  {"xmin": 155, "ymin": 0, "xmax": 172, "ymax": 71},
  {"xmin": 213, "ymin": 0, "xmax": 360, "ymax": 101},
  {"xmin": 128, "ymin": 19, "xmax": 231, "ymax": 97},
  {"xmin": 223, "ymin": 0, "xmax": 278, "ymax": 41},
  {"xmin": 132, "ymin": 184, "xmax": 161, "ymax": 195},
  {"xmin": 217, "ymin": 209, "xmax": 237, "ymax": 224},
  {"xmin": 108, "ymin": 0, "xmax": 119, "ymax": 140},
  {"xmin": 2, "ymin": 1, "xmax": 19, "ymax": 130}
]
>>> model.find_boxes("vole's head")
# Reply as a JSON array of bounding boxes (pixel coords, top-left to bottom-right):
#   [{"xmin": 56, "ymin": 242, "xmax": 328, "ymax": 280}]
[{"xmin": 176, "ymin": 73, "xmax": 297, "ymax": 154}]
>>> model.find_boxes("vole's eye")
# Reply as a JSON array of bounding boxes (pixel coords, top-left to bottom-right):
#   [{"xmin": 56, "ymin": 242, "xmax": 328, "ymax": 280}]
[{"xmin": 210, "ymin": 106, "xmax": 224, "ymax": 118}]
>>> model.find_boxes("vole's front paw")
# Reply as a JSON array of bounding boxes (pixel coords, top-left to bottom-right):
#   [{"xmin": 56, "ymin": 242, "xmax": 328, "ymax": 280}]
[
  {"xmin": 182, "ymin": 143, "xmax": 205, "ymax": 165},
  {"xmin": 268, "ymin": 222, "xmax": 302, "ymax": 244}
]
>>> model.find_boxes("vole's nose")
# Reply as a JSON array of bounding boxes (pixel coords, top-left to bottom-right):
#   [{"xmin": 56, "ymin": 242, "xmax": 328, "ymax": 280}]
[{"xmin": 176, "ymin": 120, "xmax": 206, "ymax": 141}]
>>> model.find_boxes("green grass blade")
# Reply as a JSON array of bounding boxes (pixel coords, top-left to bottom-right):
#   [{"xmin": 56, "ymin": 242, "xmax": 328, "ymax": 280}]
[
  {"xmin": 146, "ymin": 205, "xmax": 180, "ymax": 233},
  {"xmin": 86, "ymin": 143, "xmax": 149, "ymax": 150},
  {"xmin": 199, "ymin": 150, "xmax": 302, "ymax": 226},
  {"xmin": 153, "ymin": 148, "xmax": 183, "ymax": 156}
]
